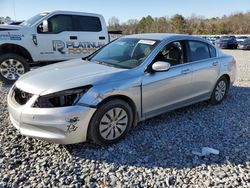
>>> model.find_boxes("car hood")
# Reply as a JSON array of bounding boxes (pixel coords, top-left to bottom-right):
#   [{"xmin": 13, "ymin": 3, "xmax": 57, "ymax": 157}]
[
  {"xmin": 16, "ymin": 59, "xmax": 126, "ymax": 95},
  {"xmin": 0, "ymin": 25, "xmax": 21, "ymax": 31}
]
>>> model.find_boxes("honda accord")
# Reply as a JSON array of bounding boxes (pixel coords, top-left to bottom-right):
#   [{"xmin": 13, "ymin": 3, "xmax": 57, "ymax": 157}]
[{"xmin": 8, "ymin": 34, "xmax": 236, "ymax": 145}]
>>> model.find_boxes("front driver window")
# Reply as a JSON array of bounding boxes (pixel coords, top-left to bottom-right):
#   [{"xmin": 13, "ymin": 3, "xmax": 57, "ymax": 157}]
[
  {"xmin": 154, "ymin": 41, "xmax": 184, "ymax": 66},
  {"xmin": 45, "ymin": 15, "xmax": 73, "ymax": 34}
]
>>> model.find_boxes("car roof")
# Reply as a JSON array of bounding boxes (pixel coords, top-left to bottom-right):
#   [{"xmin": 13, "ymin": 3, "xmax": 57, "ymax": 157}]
[{"xmin": 123, "ymin": 33, "xmax": 209, "ymax": 43}]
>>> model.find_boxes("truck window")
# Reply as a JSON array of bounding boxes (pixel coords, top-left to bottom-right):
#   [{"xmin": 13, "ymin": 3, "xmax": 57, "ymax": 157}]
[
  {"xmin": 46, "ymin": 15, "xmax": 73, "ymax": 33},
  {"xmin": 73, "ymin": 15, "xmax": 102, "ymax": 32}
]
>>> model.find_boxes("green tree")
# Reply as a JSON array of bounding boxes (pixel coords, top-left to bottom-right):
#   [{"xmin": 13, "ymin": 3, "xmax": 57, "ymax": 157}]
[
  {"xmin": 136, "ymin": 15, "xmax": 154, "ymax": 33},
  {"xmin": 170, "ymin": 14, "xmax": 186, "ymax": 33}
]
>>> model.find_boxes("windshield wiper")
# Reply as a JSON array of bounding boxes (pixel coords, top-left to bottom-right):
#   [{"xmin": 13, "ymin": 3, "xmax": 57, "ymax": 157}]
[{"xmin": 93, "ymin": 60, "xmax": 117, "ymax": 68}]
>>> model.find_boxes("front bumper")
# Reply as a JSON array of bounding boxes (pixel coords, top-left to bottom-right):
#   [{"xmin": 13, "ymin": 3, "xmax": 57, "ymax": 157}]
[{"xmin": 7, "ymin": 88, "xmax": 96, "ymax": 144}]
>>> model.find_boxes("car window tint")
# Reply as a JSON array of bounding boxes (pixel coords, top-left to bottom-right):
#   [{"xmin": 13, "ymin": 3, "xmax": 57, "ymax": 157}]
[
  {"xmin": 154, "ymin": 41, "xmax": 184, "ymax": 66},
  {"xmin": 47, "ymin": 15, "xmax": 73, "ymax": 33},
  {"xmin": 99, "ymin": 41, "xmax": 132, "ymax": 57},
  {"xmin": 91, "ymin": 38, "xmax": 159, "ymax": 69},
  {"xmin": 73, "ymin": 15, "xmax": 102, "ymax": 32},
  {"xmin": 188, "ymin": 41, "xmax": 210, "ymax": 61},
  {"xmin": 209, "ymin": 45, "xmax": 216, "ymax": 58}
]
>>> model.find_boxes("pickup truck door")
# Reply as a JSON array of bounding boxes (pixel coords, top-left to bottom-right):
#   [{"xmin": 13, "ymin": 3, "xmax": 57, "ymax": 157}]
[
  {"xmin": 36, "ymin": 14, "xmax": 108, "ymax": 62},
  {"xmin": 36, "ymin": 14, "xmax": 81, "ymax": 61},
  {"xmin": 73, "ymin": 15, "xmax": 108, "ymax": 57}
]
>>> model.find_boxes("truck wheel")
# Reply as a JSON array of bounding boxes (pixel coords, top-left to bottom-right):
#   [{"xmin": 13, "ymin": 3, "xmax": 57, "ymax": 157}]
[{"xmin": 0, "ymin": 53, "xmax": 30, "ymax": 84}]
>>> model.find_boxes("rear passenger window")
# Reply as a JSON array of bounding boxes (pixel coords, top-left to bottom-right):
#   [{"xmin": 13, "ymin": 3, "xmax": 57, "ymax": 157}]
[
  {"xmin": 73, "ymin": 16, "xmax": 102, "ymax": 32},
  {"xmin": 188, "ymin": 41, "xmax": 210, "ymax": 61},
  {"xmin": 209, "ymin": 45, "xmax": 216, "ymax": 58}
]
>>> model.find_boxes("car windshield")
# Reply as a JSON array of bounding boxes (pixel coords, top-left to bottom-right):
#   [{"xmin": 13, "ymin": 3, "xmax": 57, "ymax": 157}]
[
  {"xmin": 89, "ymin": 38, "xmax": 159, "ymax": 69},
  {"xmin": 20, "ymin": 13, "xmax": 48, "ymax": 27}
]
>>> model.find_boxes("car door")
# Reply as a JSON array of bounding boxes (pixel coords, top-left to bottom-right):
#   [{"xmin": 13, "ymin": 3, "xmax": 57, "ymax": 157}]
[
  {"xmin": 187, "ymin": 40, "xmax": 220, "ymax": 98},
  {"xmin": 142, "ymin": 40, "xmax": 194, "ymax": 119},
  {"xmin": 73, "ymin": 15, "xmax": 108, "ymax": 57},
  {"xmin": 36, "ymin": 14, "xmax": 81, "ymax": 61}
]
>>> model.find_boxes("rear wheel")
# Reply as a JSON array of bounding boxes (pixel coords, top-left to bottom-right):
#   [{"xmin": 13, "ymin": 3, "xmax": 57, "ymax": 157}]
[
  {"xmin": 88, "ymin": 99, "xmax": 133, "ymax": 145},
  {"xmin": 210, "ymin": 76, "xmax": 229, "ymax": 105},
  {"xmin": 0, "ymin": 53, "xmax": 30, "ymax": 84}
]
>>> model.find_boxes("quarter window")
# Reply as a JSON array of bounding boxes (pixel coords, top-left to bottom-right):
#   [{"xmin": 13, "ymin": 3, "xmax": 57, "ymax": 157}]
[
  {"xmin": 154, "ymin": 41, "xmax": 184, "ymax": 66},
  {"xmin": 188, "ymin": 41, "xmax": 210, "ymax": 61}
]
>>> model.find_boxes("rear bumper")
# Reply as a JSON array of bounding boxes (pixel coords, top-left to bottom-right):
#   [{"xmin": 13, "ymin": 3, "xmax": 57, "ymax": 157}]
[
  {"xmin": 238, "ymin": 45, "xmax": 250, "ymax": 50},
  {"xmin": 216, "ymin": 43, "xmax": 237, "ymax": 49},
  {"xmin": 7, "ymin": 89, "xmax": 96, "ymax": 144}
]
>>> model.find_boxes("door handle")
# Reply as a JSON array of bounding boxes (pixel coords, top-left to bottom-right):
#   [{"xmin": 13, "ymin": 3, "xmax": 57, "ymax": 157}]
[
  {"xmin": 181, "ymin": 69, "xmax": 191, "ymax": 75},
  {"xmin": 99, "ymin": 36, "xmax": 105, "ymax": 40},
  {"xmin": 70, "ymin": 36, "xmax": 77, "ymax": 40},
  {"xmin": 212, "ymin": 61, "xmax": 219, "ymax": 66}
]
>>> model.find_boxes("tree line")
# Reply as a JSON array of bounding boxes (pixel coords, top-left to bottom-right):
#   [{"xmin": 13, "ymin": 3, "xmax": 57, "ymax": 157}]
[{"xmin": 108, "ymin": 12, "xmax": 250, "ymax": 35}]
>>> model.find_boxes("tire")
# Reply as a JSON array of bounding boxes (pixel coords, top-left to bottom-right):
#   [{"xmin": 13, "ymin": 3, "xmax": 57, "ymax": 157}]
[
  {"xmin": 0, "ymin": 53, "xmax": 30, "ymax": 84},
  {"xmin": 88, "ymin": 99, "xmax": 133, "ymax": 146},
  {"xmin": 210, "ymin": 76, "xmax": 229, "ymax": 105}
]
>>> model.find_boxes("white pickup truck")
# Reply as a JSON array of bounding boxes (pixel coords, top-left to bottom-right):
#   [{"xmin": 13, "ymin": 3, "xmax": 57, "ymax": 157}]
[{"xmin": 0, "ymin": 11, "xmax": 121, "ymax": 83}]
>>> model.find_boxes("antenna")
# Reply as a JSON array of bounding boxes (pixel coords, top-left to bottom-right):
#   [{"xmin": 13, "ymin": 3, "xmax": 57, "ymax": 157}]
[{"xmin": 12, "ymin": 0, "xmax": 16, "ymax": 21}]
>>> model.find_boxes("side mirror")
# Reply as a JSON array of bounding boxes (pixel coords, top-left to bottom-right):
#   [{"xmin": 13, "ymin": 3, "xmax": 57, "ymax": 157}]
[
  {"xmin": 38, "ymin": 20, "xmax": 48, "ymax": 33},
  {"xmin": 152, "ymin": 61, "xmax": 171, "ymax": 72}
]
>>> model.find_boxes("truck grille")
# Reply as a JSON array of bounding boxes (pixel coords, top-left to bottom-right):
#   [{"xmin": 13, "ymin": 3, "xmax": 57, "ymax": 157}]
[{"xmin": 13, "ymin": 87, "xmax": 33, "ymax": 105}]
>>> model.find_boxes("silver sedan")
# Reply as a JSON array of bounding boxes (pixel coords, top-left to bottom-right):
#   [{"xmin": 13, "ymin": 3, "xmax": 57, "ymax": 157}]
[{"xmin": 7, "ymin": 34, "xmax": 236, "ymax": 145}]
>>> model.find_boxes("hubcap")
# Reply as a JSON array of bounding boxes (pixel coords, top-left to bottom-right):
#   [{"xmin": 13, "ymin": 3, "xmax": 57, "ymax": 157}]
[
  {"xmin": 215, "ymin": 80, "xmax": 226, "ymax": 101},
  {"xmin": 0, "ymin": 59, "xmax": 25, "ymax": 80},
  {"xmin": 99, "ymin": 107, "xmax": 128, "ymax": 140}
]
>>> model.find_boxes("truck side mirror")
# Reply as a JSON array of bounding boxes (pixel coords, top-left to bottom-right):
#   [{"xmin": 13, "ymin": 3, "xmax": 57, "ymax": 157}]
[{"xmin": 38, "ymin": 20, "xmax": 49, "ymax": 33}]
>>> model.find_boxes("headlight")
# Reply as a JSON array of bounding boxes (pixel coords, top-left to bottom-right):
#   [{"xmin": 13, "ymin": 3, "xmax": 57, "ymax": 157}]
[{"xmin": 33, "ymin": 85, "xmax": 92, "ymax": 108}]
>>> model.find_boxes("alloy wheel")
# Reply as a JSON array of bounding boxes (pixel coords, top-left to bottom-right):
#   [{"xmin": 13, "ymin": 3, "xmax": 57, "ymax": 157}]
[
  {"xmin": 215, "ymin": 80, "xmax": 226, "ymax": 101},
  {"xmin": 0, "ymin": 59, "xmax": 25, "ymax": 80},
  {"xmin": 99, "ymin": 107, "xmax": 128, "ymax": 140}
]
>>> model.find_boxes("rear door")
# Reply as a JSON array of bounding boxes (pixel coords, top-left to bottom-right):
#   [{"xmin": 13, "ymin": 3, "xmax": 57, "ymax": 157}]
[
  {"xmin": 73, "ymin": 15, "xmax": 108, "ymax": 57},
  {"xmin": 187, "ymin": 40, "xmax": 220, "ymax": 98}
]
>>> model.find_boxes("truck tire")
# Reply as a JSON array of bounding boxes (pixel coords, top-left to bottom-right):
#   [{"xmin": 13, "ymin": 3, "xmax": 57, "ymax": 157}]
[{"xmin": 0, "ymin": 53, "xmax": 30, "ymax": 84}]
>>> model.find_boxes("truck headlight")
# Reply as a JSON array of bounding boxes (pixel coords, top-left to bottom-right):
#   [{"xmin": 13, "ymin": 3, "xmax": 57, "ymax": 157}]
[{"xmin": 33, "ymin": 86, "xmax": 92, "ymax": 108}]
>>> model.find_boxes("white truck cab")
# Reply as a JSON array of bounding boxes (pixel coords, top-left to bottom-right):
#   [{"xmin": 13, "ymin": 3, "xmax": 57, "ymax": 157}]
[{"xmin": 0, "ymin": 11, "xmax": 113, "ymax": 83}]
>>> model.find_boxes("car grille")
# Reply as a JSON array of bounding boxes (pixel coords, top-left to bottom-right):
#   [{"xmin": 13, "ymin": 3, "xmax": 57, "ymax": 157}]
[{"xmin": 13, "ymin": 87, "xmax": 33, "ymax": 105}]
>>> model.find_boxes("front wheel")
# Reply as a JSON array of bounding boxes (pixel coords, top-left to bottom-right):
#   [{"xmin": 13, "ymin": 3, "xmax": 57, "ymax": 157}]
[
  {"xmin": 0, "ymin": 53, "xmax": 30, "ymax": 84},
  {"xmin": 88, "ymin": 99, "xmax": 133, "ymax": 146},
  {"xmin": 210, "ymin": 76, "xmax": 229, "ymax": 105}
]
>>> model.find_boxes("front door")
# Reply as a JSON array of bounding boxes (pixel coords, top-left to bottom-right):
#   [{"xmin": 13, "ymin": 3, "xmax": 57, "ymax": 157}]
[
  {"xmin": 36, "ymin": 14, "xmax": 81, "ymax": 61},
  {"xmin": 142, "ymin": 41, "xmax": 193, "ymax": 119}
]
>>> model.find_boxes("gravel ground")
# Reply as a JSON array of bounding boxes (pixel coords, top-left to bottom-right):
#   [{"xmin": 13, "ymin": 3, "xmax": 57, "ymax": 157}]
[{"xmin": 0, "ymin": 50, "xmax": 250, "ymax": 187}]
